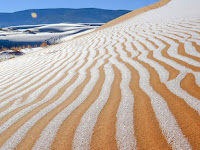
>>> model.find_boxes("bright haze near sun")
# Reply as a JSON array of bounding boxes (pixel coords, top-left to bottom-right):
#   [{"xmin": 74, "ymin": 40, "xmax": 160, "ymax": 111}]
[{"xmin": 0, "ymin": 0, "xmax": 159, "ymax": 13}]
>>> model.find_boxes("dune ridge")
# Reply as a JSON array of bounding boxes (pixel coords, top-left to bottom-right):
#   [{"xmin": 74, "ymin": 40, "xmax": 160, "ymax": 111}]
[
  {"xmin": 97, "ymin": 0, "xmax": 170, "ymax": 31},
  {"xmin": 0, "ymin": 0, "xmax": 200, "ymax": 149}
]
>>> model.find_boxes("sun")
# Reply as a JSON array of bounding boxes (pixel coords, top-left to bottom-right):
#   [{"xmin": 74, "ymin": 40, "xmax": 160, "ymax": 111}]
[{"xmin": 31, "ymin": 13, "xmax": 37, "ymax": 18}]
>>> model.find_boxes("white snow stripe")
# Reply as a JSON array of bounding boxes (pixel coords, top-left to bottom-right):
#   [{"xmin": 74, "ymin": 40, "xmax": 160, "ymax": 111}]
[
  {"xmin": 33, "ymin": 56, "xmax": 108, "ymax": 150},
  {"xmin": 114, "ymin": 36, "xmax": 192, "ymax": 149}
]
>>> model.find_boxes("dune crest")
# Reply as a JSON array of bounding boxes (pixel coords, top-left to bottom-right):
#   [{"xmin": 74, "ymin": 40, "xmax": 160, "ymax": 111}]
[{"xmin": 97, "ymin": 0, "xmax": 170, "ymax": 31}]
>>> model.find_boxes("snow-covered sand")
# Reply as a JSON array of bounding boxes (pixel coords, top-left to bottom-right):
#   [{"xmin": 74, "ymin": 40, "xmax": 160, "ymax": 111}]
[
  {"xmin": 0, "ymin": 23, "xmax": 102, "ymax": 61},
  {"xmin": 0, "ymin": 23, "xmax": 102, "ymax": 46},
  {"xmin": 0, "ymin": 0, "xmax": 200, "ymax": 149}
]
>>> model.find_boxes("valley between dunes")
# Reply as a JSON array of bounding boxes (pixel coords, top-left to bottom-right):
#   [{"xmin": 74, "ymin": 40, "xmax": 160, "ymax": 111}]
[{"xmin": 0, "ymin": 0, "xmax": 200, "ymax": 149}]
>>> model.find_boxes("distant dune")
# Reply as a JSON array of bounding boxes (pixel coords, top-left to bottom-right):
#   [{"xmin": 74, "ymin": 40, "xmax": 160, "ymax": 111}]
[
  {"xmin": 0, "ymin": 23, "xmax": 102, "ymax": 49},
  {"xmin": 0, "ymin": 0, "xmax": 200, "ymax": 149}
]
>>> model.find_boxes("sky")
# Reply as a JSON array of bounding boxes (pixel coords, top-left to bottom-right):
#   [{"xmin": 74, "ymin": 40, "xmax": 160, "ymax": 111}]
[{"xmin": 0, "ymin": 0, "xmax": 160, "ymax": 13}]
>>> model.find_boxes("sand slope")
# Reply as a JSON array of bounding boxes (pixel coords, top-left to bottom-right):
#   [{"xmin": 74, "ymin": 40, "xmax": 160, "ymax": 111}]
[{"xmin": 0, "ymin": 0, "xmax": 200, "ymax": 149}]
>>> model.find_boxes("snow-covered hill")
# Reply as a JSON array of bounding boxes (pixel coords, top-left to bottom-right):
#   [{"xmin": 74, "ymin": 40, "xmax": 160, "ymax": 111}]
[
  {"xmin": 0, "ymin": 23, "xmax": 102, "ymax": 62},
  {"xmin": 0, "ymin": 23, "xmax": 102, "ymax": 48},
  {"xmin": 0, "ymin": 0, "xmax": 200, "ymax": 149}
]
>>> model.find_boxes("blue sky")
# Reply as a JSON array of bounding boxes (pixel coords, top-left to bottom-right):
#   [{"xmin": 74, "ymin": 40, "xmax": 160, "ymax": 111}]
[{"xmin": 1, "ymin": 0, "xmax": 160, "ymax": 13}]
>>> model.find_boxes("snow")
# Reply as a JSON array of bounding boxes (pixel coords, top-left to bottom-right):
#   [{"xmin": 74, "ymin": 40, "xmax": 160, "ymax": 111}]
[
  {"xmin": 0, "ymin": 23, "xmax": 103, "ymax": 61},
  {"xmin": 0, "ymin": 0, "xmax": 199, "ymax": 149}
]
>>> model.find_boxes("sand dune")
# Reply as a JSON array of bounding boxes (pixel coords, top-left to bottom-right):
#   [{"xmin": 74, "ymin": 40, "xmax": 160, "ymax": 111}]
[{"xmin": 0, "ymin": 0, "xmax": 200, "ymax": 149}]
